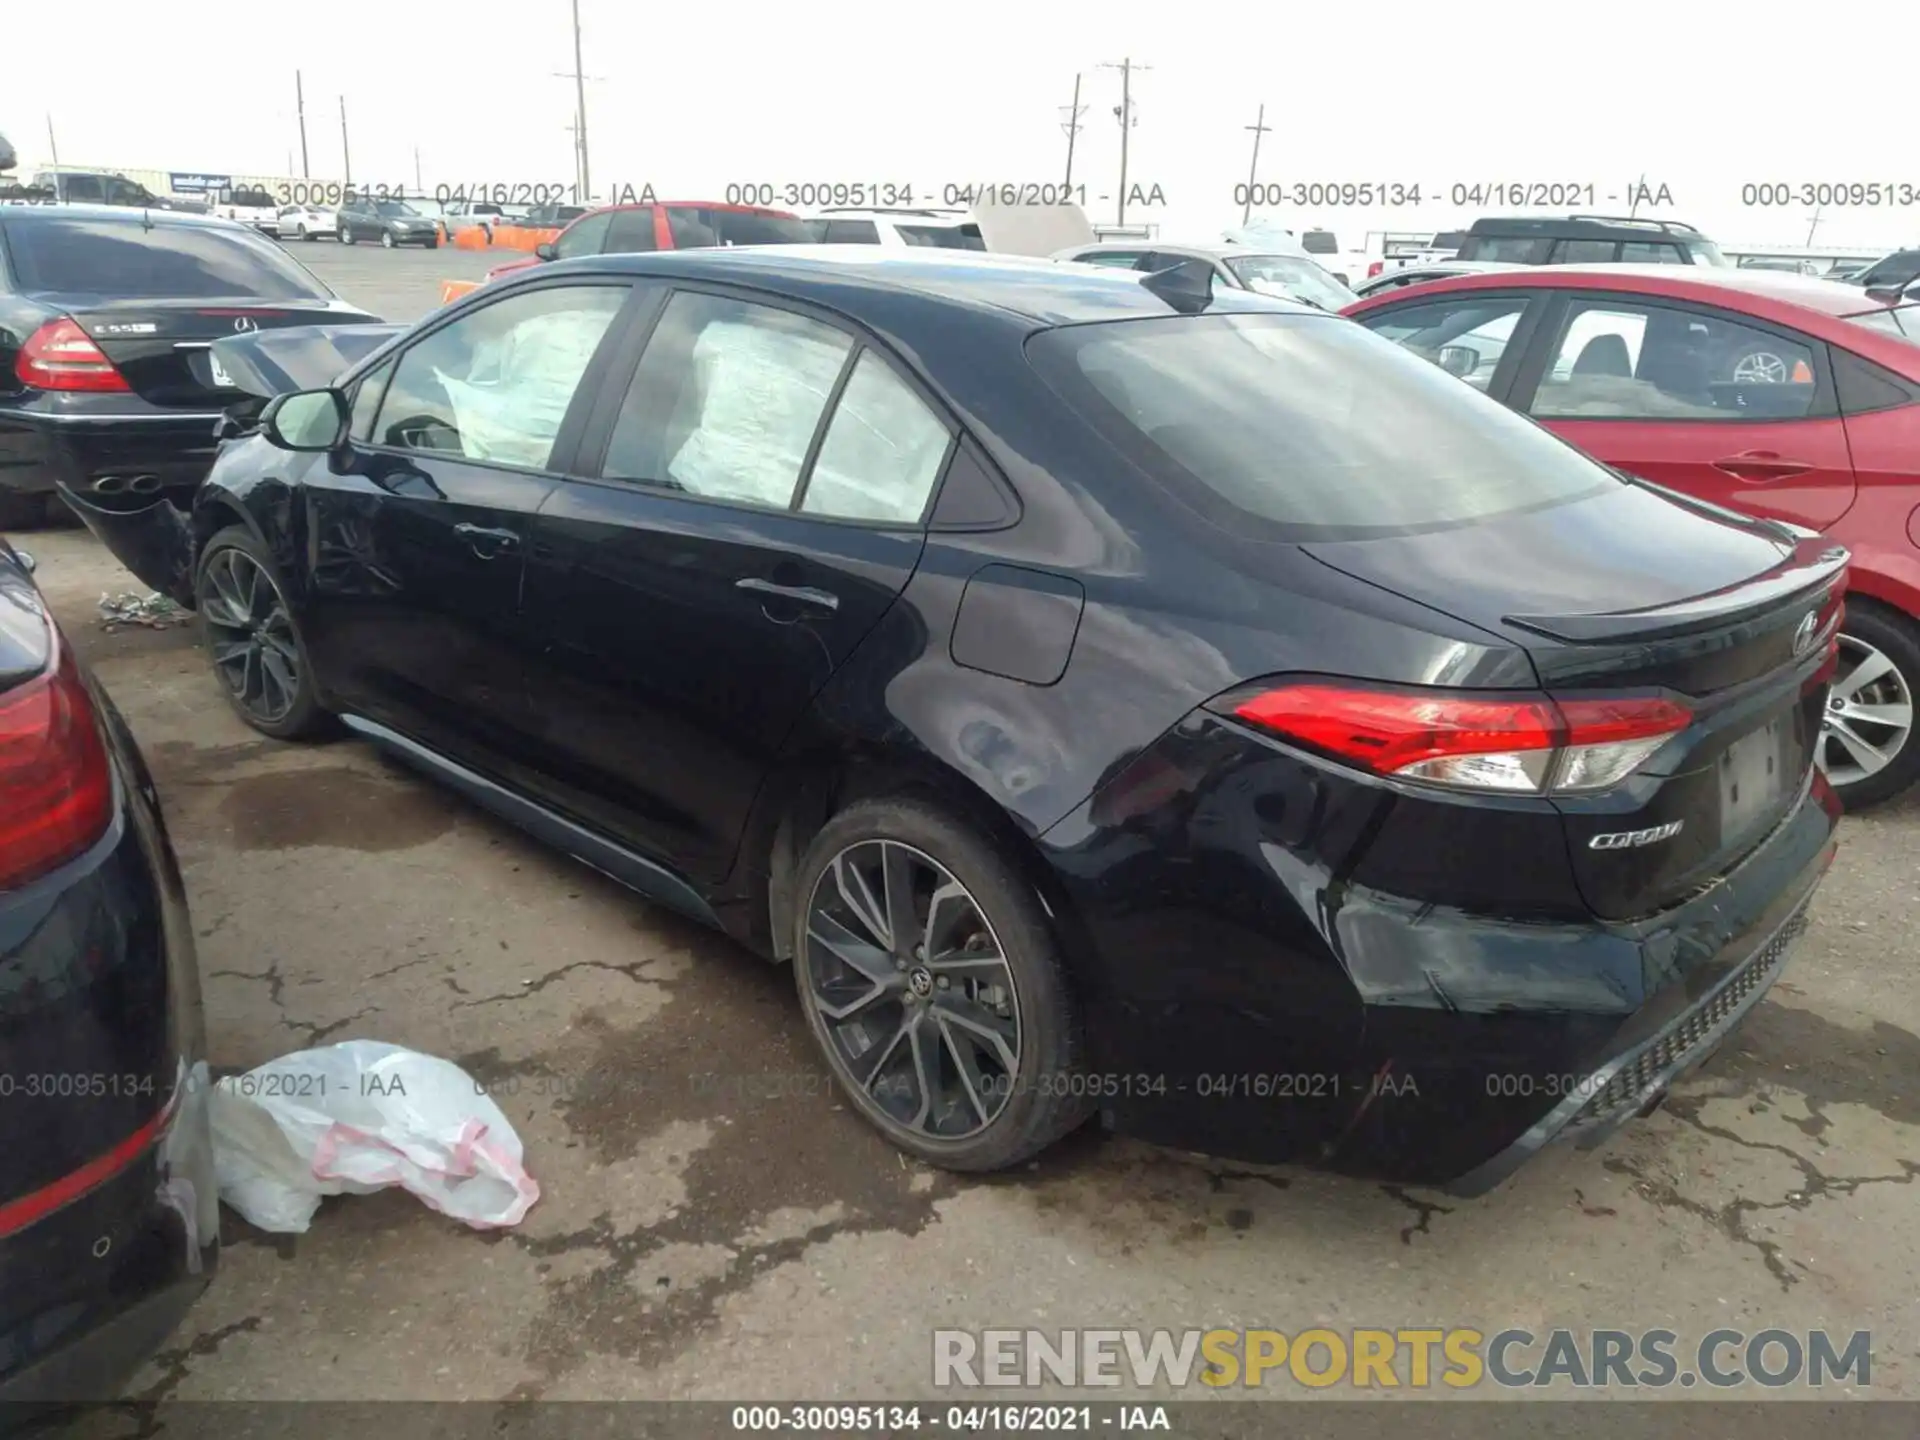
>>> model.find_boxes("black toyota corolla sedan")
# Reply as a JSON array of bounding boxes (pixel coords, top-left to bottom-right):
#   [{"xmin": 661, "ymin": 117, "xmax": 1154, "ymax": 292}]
[
  {"xmin": 0, "ymin": 538, "xmax": 218, "ymax": 1416},
  {"xmin": 0, "ymin": 203, "xmax": 381, "ymax": 531},
  {"xmin": 65, "ymin": 248, "xmax": 1844, "ymax": 1193}
]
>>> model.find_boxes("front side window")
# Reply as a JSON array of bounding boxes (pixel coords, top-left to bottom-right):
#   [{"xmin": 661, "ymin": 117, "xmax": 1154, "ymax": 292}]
[
  {"xmin": 1028, "ymin": 312, "xmax": 1616, "ymax": 539},
  {"xmin": 554, "ymin": 212, "xmax": 611, "ymax": 259},
  {"xmin": 370, "ymin": 284, "xmax": 627, "ymax": 468},
  {"xmin": 1530, "ymin": 301, "xmax": 1818, "ymax": 420},
  {"xmin": 1357, "ymin": 295, "xmax": 1531, "ymax": 391},
  {"xmin": 349, "ymin": 359, "xmax": 394, "ymax": 441},
  {"xmin": 801, "ymin": 351, "xmax": 953, "ymax": 523},
  {"xmin": 601, "ymin": 292, "xmax": 852, "ymax": 507},
  {"xmin": 1458, "ymin": 235, "xmax": 1549, "ymax": 264}
]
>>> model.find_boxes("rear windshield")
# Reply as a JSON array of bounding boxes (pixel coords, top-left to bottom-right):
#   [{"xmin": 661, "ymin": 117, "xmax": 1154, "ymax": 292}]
[
  {"xmin": 1845, "ymin": 305, "xmax": 1920, "ymax": 342},
  {"xmin": 1223, "ymin": 255, "xmax": 1357, "ymax": 311},
  {"xmin": 897, "ymin": 222, "xmax": 987, "ymax": 250},
  {"xmin": 1026, "ymin": 313, "xmax": 1617, "ymax": 540},
  {"xmin": 4, "ymin": 216, "xmax": 335, "ymax": 300}
]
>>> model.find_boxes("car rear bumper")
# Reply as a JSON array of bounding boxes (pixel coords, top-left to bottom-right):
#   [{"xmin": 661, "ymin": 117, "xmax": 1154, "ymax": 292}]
[
  {"xmin": 1038, "ymin": 712, "xmax": 1842, "ymax": 1190},
  {"xmin": 1, "ymin": 716, "xmax": 219, "ymax": 1410},
  {"xmin": 0, "ymin": 402, "xmax": 223, "ymax": 500}
]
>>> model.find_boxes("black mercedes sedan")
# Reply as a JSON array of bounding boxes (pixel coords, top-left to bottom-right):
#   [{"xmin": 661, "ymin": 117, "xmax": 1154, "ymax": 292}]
[
  {"xmin": 0, "ymin": 538, "xmax": 218, "ymax": 1414},
  {"xmin": 65, "ymin": 247, "xmax": 1844, "ymax": 1193},
  {"xmin": 0, "ymin": 203, "xmax": 381, "ymax": 530}
]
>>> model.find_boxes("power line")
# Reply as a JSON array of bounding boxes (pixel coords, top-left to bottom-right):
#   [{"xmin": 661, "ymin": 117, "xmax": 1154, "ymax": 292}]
[
  {"xmin": 1098, "ymin": 57, "xmax": 1151, "ymax": 226},
  {"xmin": 1241, "ymin": 103, "xmax": 1271, "ymax": 226}
]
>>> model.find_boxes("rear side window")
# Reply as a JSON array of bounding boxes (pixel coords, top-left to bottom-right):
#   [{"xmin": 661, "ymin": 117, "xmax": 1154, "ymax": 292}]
[
  {"xmin": 602, "ymin": 208, "xmax": 658, "ymax": 252},
  {"xmin": 801, "ymin": 351, "xmax": 954, "ymax": 523},
  {"xmin": 1550, "ymin": 239, "xmax": 1619, "ymax": 263},
  {"xmin": 666, "ymin": 206, "xmax": 717, "ymax": 248},
  {"xmin": 897, "ymin": 223, "xmax": 987, "ymax": 250},
  {"xmin": 4, "ymin": 217, "xmax": 335, "ymax": 299},
  {"xmin": 1620, "ymin": 242, "xmax": 1687, "ymax": 264},
  {"xmin": 1027, "ymin": 313, "xmax": 1615, "ymax": 540}
]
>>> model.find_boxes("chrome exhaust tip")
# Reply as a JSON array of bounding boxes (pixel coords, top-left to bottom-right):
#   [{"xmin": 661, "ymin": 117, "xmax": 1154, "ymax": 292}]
[
  {"xmin": 127, "ymin": 474, "xmax": 162, "ymax": 495},
  {"xmin": 92, "ymin": 475, "xmax": 128, "ymax": 495}
]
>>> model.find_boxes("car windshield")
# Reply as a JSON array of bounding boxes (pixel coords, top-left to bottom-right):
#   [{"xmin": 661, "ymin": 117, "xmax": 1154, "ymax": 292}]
[
  {"xmin": 5, "ymin": 216, "xmax": 336, "ymax": 299},
  {"xmin": 1026, "ymin": 312, "xmax": 1617, "ymax": 540},
  {"xmin": 1224, "ymin": 255, "xmax": 1358, "ymax": 311},
  {"xmin": 373, "ymin": 200, "xmax": 419, "ymax": 217},
  {"xmin": 1687, "ymin": 237, "xmax": 1731, "ymax": 267},
  {"xmin": 1845, "ymin": 305, "xmax": 1920, "ymax": 342}
]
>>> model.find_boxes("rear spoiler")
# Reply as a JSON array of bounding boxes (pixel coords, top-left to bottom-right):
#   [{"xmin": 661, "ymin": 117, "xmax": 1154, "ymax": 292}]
[{"xmin": 1506, "ymin": 545, "xmax": 1849, "ymax": 644}]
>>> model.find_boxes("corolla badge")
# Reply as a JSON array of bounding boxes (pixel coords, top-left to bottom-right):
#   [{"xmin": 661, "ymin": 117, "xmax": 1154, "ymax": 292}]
[
  {"xmin": 1792, "ymin": 611, "xmax": 1817, "ymax": 657},
  {"xmin": 1590, "ymin": 820, "xmax": 1685, "ymax": 850}
]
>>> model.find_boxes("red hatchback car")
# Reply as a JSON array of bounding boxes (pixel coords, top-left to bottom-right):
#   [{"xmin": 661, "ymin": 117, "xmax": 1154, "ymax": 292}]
[
  {"xmin": 481, "ymin": 200, "xmax": 816, "ymax": 283},
  {"xmin": 1347, "ymin": 265, "xmax": 1920, "ymax": 809}
]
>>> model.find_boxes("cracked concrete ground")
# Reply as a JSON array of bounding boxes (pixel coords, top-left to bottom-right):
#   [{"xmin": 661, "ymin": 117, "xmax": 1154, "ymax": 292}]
[{"xmin": 12, "ymin": 245, "xmax": 1920, "ymax": 1413}]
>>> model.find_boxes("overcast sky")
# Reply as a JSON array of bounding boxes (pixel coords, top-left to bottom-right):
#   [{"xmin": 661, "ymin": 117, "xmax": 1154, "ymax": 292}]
[{"xmin": 9, "ymin": 0, "xmax": 1916, "ymax": 252}]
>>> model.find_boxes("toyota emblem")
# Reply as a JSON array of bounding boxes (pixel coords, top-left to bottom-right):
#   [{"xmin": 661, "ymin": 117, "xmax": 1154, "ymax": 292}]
[
  {"xmin": 232, "ymin": 316, "xmax": 258, "ymax": 333},
  {"xmin": 1792, "ymin": 612, "xmax": 1817, "ymax": 656}
]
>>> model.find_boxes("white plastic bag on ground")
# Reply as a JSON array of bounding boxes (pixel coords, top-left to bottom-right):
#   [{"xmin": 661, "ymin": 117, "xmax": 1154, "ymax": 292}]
[{"xmin": 208, "ymin": 1039, "xmax": 539, "ymax": 1234}]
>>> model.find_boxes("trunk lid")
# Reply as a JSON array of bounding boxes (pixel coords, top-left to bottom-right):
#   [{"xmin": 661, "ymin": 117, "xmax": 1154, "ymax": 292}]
[
  {"xmin": 205, "ymin": 323, "xmax": 405, "ymax": 400},
  {"xmin": 71, "ymin": 299, "xmax": 385, "ymax": 407},
  {"xmin": 1303, "ymin": 481, "xmax": 1847, "ymax": 919}
]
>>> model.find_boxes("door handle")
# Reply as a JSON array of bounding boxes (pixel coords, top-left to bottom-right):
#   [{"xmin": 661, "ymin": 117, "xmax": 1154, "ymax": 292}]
[
  {"xmin": 735, "ymin": 577, "xmax": 840, "ymax": 612},
  {"xmin": 1711, "ymin": 451, "xmax": 1813, "ymax": 482},
  {"xmin": 453, "ymin": 522, "xmax": 521, "ymax": 558}
]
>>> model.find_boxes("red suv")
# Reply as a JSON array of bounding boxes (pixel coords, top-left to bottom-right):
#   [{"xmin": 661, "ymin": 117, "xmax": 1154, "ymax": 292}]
[
  {"xmin": 1346, "ymin": 264, "xmax": 1920, "ymax": 809},
  {"xmin": 482, "ymin": 200, "xmax": 816, "ymax": 283}
]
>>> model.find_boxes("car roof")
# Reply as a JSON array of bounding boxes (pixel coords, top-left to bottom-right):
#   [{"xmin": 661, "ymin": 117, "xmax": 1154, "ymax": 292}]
[
  {"xmin": 0, "ymin": 201, "xmax": 240, "ymax": 230},
  {"xmin": 815, "ymin": 210, "xmax": 973, "ymax": 226},
  {"xmin": 538, "ymin": 244, "xmax": 1310, "ymax": 327},
  {"xmin": 1466, "ymin": 213, "xmax": 1706, "ymax": 239}
]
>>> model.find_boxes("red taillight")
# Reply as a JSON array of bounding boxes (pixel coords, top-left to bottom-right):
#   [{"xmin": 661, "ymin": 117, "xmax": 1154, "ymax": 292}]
[
  {"xmin": 15, "ymin": 317, "xmax": 132, "ymax": 393},
  {"xmin": 0, "ymin": 628, "xmax": 115, "ymax": 889},
  {"xmin": 1227, "ymin": 682, "xmax": 1691, "ymax": 795},
  {"xmin": 1367, "ymin": 260, "xmax": 1386, "ymax": 278},
  {"xmin": 0, "ymin": 1090, "xmax": 177, "ymax": 1240}
]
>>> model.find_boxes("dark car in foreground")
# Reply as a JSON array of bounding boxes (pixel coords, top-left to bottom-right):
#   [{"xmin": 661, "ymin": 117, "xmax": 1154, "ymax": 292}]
[
  {"xmin": 0, "ymin": 539, "xmax": 218, "ymax": 1417},
  {"xmin": 1346, "ymin": 262, "xmax": 1920, "ymax": 808},
  {"xmin": 68, "ymin": 248, "xmax": 1842, "ymax": 1193},
  {"xmin": 0, "ymin": 204, "xmax": 381, "ymax": 531}
]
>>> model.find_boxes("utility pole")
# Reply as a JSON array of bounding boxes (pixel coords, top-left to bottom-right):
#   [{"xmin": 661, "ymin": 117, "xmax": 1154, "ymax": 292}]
[
  {"xmin": 339, "ymin": 96, "xmax": 351, "ymax": 186},
  {"xmin": 1805, "ymin": 203, "xmax": 1824, "ymax": 248},
  {"xmin": 295, "ymin": 70, "xmax": 310, "ymax": 177},
  {"xmin": 1059, "ymin": 73, "xmax": 1085, "ymax": 191},
  {"xmin": 46, "ymin": 115, "xmax": 61, "ymax": 200},
  {"xmin": 550, "ymin": 0, "xmax": 600, "ymax": 203},
  {"xmin": 415, "ymin": 146, "xmax": 423, "ymax": 193},
  {"xmin": 1099, "ymin": 57, "xmax": 1150, "ymax": 226},
  {"xmin": 1627, "ymin": 171, "xmax": 1647, "ymax": 218},
  {"xmin": 1241, "ymin": 103, "xmax": 1271, "ymax": 226}
]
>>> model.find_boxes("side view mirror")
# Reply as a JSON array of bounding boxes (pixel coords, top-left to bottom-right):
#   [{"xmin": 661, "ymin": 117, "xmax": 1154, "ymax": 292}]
[
  {"xmin": 260, "ymin": 389, "xmax": 350, "ymax": 452},
  {"xmin": 1437, "ymin": 345, "xmax": 1480, "ymax": 378},
  {"xmin": 535, "ymin": 242, "xmax": 558, "ymax": 262}
]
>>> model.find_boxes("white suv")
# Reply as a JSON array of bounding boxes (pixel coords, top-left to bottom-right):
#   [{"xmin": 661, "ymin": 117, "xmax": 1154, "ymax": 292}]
[{"xmin": 809, "ymin": 208, "xmax": 986, "ymax": 250}]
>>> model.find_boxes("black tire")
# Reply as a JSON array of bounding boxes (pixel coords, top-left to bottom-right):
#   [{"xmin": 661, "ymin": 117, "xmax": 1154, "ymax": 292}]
[
  {"xmin": 791, "ymin": 796, "xmax": 1093, "ymax": 1171},
  {"xmin": 0, "ymin": 490, "xmax": 49, "ymax": 531},
  {"xmin": 1824, "ymin": 601, "xmax": 1920, "ymax": 810},
  {"xmin": 194, "ymin": 525, "xmax": 332, "ymax": 741}
]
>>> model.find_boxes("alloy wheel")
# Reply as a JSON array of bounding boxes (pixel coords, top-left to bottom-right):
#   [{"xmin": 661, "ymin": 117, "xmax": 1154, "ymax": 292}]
[
  {"xmin": 381, "ymin": 229, "xmax": 395, "ymax": 249},
  {"xmin": 198, "ymin": 548, "xmax": 303, "ymax": 725},
  {"xmin": 1732, "ymin": 350, "xmax": 1790, "ymax": 385},
  {"xmin": 1819, "ymin": 632, "xmax": 1914, "ymax": 787},
  {"xmin": 802, "ymin": 840, "xmax": 1022, "ymax": 1141}
]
